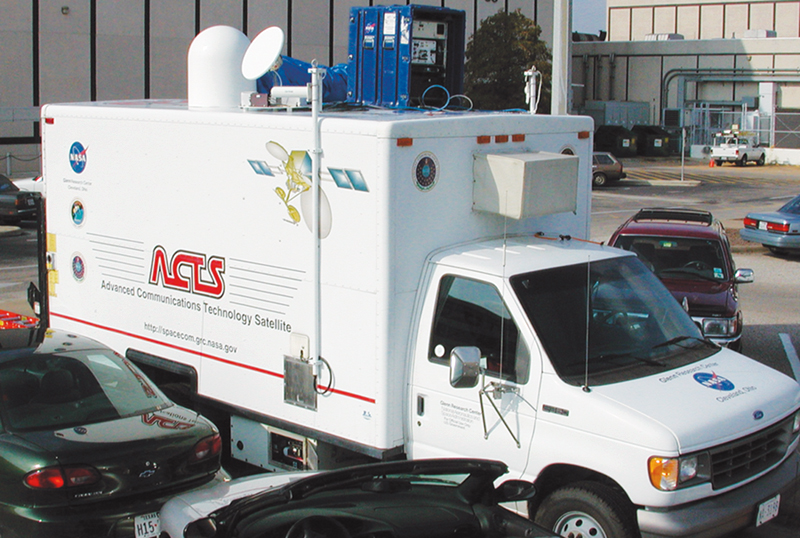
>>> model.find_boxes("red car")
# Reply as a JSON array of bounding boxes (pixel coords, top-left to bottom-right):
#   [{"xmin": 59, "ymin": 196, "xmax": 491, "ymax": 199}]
[{"xmin": 608, "ymin": 208, "xmax": 754, "ymax": 351}]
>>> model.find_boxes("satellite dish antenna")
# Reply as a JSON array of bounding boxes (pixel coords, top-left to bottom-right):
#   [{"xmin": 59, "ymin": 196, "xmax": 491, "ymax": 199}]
[{"xmin": 242, "ymin": 26, "xmax": 285, "ymax": 80}]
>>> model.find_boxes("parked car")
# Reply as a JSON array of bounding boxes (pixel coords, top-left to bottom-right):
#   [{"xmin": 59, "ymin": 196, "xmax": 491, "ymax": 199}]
[
  {"xmin": 0, "ymin": 174, "xmax": 39, "ymax": 223},
  {"xmin": 12, "ymin": 175, "xmax": 45, "ymax": 196},
  {"xmin": 160, "ymin": 458, "xmax": 556, "ymax": 538},
  {"xmin": 608, "ymin": 208, "xmax": 754, "ymax": 350},
  {"xmin": 0, "ymin": 327, "xmax": 222, "ymax": 538},
  {"xmin": 591, "ymin": 152, "xmax": 626, "ymax": 187},
  {"xmin": 740, "ymin": 193, "xmax": 800, "ymax": 255}
]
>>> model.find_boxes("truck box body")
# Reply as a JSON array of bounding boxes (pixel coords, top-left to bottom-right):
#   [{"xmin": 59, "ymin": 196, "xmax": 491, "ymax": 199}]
[
  {"xmin": 42, "ymin": 101, "xmax": 590, "ymax": 457},
  {"xmin": 39, "ymin": 80, "xmax": 800, "ymax": 538}
]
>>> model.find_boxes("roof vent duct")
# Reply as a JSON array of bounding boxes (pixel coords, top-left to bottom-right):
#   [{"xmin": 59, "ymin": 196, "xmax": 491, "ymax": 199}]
[{"xmin": 188, "ymin": 26, "xmax": 253, "ymax": 108}]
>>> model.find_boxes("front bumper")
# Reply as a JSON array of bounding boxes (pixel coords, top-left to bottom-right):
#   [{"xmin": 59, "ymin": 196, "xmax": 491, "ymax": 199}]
[
  {"xmin": 740, "ymin": 228, "xmax": 800, "ymax": 250},
  {"xmin": 637, "ymin": 448, "xmax": 800, "ymax": 538}
]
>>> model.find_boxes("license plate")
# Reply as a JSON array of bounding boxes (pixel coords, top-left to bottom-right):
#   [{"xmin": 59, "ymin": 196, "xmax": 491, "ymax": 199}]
[
  {"xmin": 758, "ymin": 221, "xmax": 768, "ymax": 230},
  {"xmin": 25, "ymin": 198, "xmax": 35, "ymax": 206},
  {"xmin": 756, "ymin": 494, "xmax": 780, "ymax": 526},
  {"xmin": 134, "ymin": 512, "xmax": 160, "ymax": 538}
]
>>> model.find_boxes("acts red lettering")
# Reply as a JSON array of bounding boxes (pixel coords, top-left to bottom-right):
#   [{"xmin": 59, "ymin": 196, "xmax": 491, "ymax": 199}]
[{"xmin": 148, "ymin": 246, "xmax": 225, "ymax": 298}]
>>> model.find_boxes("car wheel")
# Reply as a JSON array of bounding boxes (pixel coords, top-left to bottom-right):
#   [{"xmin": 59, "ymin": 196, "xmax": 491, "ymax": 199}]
[
  {"xmin": 714, "ymin": 159, "xmax": 723, "ymax": 167},
  {"xmin": 737, "ymin": 154, "xmax": 747, "ymax": 166},
  {"xmin": 534, "ymin": 482, "xmax": 639, "ymax": 538},
  {"xmin": 592, "ymin": 172, "xmax": 608, "ymax": 187},
  {"xmin": 757, "ymin": 153, "xmax": 765, "ymax": 166}
]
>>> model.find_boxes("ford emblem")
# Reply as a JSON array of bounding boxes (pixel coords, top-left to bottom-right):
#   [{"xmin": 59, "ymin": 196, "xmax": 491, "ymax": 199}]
[
  {"xmin": 73, "ymin": 426, "xmax": 87, "ymax": 435},
  {"xmin": 139, "ymin": 469, "xmax": 156, "ymax": 479},
  {"xmin": 753, "ymin": 410, "xmax": 764, "ymax": 420}
]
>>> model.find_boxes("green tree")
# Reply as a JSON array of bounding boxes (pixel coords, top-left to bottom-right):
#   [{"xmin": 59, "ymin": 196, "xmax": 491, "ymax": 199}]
[{"xmin": 464, "ymin": 10, "xmax": 551, "ymax": 112}]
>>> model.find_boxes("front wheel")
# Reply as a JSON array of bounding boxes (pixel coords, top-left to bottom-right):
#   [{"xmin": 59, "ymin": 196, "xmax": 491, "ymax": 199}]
[
  {"xmin": 593, "ymin": 172, "xmax": 608, "ymax": 187},
  {"xmin": 534, "ymin": 482, "xmax": 639, "ymax": 538}
]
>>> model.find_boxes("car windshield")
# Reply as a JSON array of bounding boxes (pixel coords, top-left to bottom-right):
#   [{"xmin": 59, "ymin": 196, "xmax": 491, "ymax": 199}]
[
  {"xmin": 779, "ymin": 195, "xmax": 800, "ymax": 215},
  {"xmin": 613, "ymin": 235, "xmax": 728, "ymax": 282},
  {"xmin": 510, "ymin": 256, "xmax": 716, "ymax": 386},
  {"xmin": 0, "ymin": 175, "xmax": 20, "ymax": 193},
  {"xmin": 0, "ymin": 349, "xmax": 171, "ymax": 431},
  {"xmin": 714, "ymin": 135, "xmax": 737, "ymax": 146}
]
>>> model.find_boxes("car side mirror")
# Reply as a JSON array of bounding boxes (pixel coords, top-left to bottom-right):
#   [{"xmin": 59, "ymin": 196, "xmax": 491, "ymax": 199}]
[
  {"xmin": 496, "ymin": 479, "xmax": 537, "ymax": 502},
  {"xmin": 735, "ymin": 268, "xmax": 754, "ymax": 284},
  {"xmin": 449, "ymin": 346, "xmax": 481, "ymax": 388},
  {"xmin": 184, "ymin": 518, "xmax": 218, "ymax": 538}
]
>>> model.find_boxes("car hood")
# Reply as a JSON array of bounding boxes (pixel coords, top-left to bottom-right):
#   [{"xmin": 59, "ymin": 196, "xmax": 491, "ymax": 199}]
[
  {"xmin": 160, "ymin": 471, "xmax": 313, "ymax": 538},
  {"xmin": 660, "ymin": 277, "xmax": 735, "ymax": 316},
  {"xmin": 592, "ymin": 348, "xmax": 800, "ymax": 452},
  {"xmin": 16, "ymin": 405, "xmax": 219, "ymax": 504}
]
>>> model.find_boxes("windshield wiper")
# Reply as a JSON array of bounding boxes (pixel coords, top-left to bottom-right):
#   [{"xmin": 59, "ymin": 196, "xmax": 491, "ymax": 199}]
[
  {"xmin": 592, "ymin": 351, "xmax": 665, "ymax": 367},
  {"xmin": 652, "ymin": 335, "xmax": 714, "ymax": 350},
  {"xmin": 657, "ymin": 269, "xmax": 721, "ymax": 282}
]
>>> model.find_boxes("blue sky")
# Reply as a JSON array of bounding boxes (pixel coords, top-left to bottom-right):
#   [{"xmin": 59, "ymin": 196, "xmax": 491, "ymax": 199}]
[{"xmin": 572, "ymin": 0, "xmax": 607, "ymax": 35}]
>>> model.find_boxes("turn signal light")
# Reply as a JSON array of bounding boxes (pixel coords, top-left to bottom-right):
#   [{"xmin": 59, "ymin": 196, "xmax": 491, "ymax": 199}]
[
  {"xmin": 767, "ymin": 222, "xmax": 790, "ymax": 233},
  {"xmin": 25, "ymin": 465, "xmax": 101, "ymax": 489},
  {"xmin": 190, "ymin": 433, "xmax": 222, "ymax": 462}
]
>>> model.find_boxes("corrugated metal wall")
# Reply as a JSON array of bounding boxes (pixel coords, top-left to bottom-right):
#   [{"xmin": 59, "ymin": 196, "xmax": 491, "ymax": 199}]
[{"xmin": 0, "ymin": 0, "xmax": 553, "ymax": 167}]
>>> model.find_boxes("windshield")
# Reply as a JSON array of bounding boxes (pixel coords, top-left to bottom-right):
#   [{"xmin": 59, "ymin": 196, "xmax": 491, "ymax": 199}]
[
  {"xmin": 714, "ymin": 135, "xmax": 737, "ymax": 146},
  {"xmin": 779, "ymin": 195, "xmax": 800, "ymax": 216},
  {"xmin": 510, "ymin": 256, "xmax": 716, "ymax": 386},
  {"xmin": 0, "ymin": 175, "xmax": 20, "ymax": 193},
  {"xmin": 0, "ymin": 349, "xmax": 171, "ymax": 431},
  {"xmin": 614, "ymin": 235, "xmax": 728, "ymax": 282}
]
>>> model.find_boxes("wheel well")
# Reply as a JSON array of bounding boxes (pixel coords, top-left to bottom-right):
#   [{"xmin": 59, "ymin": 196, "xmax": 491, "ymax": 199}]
[{"xmin": 527, "ymin": 464, "xmax": 634, "ymax": 516}]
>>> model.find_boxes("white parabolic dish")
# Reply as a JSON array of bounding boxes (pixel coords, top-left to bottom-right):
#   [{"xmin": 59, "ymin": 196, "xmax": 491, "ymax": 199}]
[{"xmin": 242, "ymin": 26, "xmax": 285, "ymax": 80}]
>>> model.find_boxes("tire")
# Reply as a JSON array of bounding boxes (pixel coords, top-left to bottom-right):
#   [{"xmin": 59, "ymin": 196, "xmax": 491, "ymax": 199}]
[
  {"xmin": 593, "ymin": 172, "xmax": 608, "ymax": 187},
  {"xmin": 757, "ymin": 153, "xmax": 765, "ymax": 166},
  {"xmin": 534, "ymin": 482, "xmax": 639, "ymax": 538},
  {"xmin": 714, "ymin": 159, "xmax": 723, "ymax": 167},
  {"xmin": 737, "ymin": 154, "xmax": 747, "ymax": 167}
]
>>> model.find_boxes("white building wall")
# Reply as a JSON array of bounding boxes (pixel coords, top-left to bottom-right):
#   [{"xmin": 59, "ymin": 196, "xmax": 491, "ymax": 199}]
[{"xmin": 608, "ymin": 0, "xmax": 800, "ymax": 41}]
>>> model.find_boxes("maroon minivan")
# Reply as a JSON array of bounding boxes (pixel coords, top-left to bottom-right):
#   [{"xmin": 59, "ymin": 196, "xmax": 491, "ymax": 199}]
[{"xmin": 608, "ymin": 208, "xmax": 754, "ymax": 351}]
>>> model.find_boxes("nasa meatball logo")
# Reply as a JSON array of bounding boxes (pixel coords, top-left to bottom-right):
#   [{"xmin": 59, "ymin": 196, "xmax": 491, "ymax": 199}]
[{"xmin": 69, "ymin": 142, "xmax": 88, "ymax": 174}]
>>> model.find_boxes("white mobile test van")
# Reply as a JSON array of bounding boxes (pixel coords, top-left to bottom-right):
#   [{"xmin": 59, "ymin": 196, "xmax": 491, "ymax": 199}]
[{"xmin": 40, "ymin": 16, "xmax": 800, "ymax": 538}]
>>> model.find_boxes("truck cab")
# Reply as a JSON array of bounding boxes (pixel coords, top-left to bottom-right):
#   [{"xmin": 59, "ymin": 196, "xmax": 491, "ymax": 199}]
[{"xmin": 409, "ymin": 236, "xmax": 800, "ymax": 538}]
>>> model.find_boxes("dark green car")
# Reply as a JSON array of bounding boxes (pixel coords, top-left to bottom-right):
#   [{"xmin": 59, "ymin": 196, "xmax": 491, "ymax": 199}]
[{"xmin": 0, "ymin": 327, "xmax": 222, "ymax": 538}]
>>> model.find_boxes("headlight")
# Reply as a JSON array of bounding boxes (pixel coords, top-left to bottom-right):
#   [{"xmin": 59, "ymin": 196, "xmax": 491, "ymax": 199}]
[
  {"xmin": 648, "ymin": 453, "xmax": 711, "ymax": 491},
  {"xmin": 702, "ymin": 317, "xmax": 737, "ymax": 337}
]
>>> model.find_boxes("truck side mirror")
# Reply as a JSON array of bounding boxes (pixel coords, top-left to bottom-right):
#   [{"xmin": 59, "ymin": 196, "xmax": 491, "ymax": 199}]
[
  {"xmin": 449, "ymin": 346, "xmax": 481, "ymax": 388},
  {"xmin": 735, "ymin": 268, "xmax": 754, "ymax": 284}
]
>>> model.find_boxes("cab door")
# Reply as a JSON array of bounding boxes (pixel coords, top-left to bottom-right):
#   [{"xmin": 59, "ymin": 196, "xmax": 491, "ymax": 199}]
[{"xmin": 407, "ymin": 266, "xmax": 541, "ymax": 478}]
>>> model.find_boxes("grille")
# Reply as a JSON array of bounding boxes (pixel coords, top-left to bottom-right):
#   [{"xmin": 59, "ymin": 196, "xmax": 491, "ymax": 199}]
[{"xmin": 709, "ymin": 416, "xmax": 795, "ymax": 490}]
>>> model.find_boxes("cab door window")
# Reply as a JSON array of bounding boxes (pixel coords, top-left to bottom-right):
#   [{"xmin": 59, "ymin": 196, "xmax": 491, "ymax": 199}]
[{"xmin": 428, "ymin": 275, "xmax": 529, "ymax": 384}]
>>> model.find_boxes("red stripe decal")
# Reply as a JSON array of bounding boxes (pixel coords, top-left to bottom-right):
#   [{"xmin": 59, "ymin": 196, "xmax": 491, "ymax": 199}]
[{"xmin": 50, "ymin": 312, "xmax": 376, "ymax": 403}]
